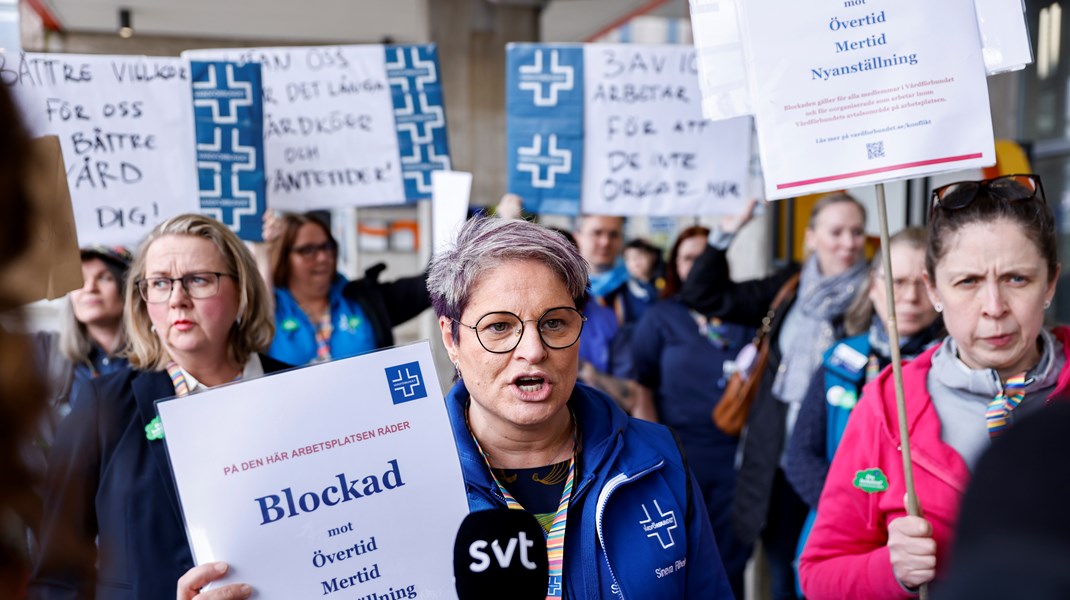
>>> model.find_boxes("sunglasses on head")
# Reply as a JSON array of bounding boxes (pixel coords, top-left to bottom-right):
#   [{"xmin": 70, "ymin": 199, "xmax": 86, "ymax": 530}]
[{"xmin": 929, "ymin": 174, "xmax": 1045, "ymax": 220}]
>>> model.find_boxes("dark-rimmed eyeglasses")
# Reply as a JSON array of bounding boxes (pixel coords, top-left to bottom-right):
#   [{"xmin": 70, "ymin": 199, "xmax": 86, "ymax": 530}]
[
  {"xmin": 930, "ymin": 174, "xmax": 1044, "ymax": 220},
  {"xmin": 292, "ymin": 241, "xmax": 337, "ymax": 259},
  {"xmin": 136, "ymin": 272, "xmax": 234, "ymax": 304},
  {"xmin": 455, "ymin": 307, "xmax": 586, "ymax": 354}
]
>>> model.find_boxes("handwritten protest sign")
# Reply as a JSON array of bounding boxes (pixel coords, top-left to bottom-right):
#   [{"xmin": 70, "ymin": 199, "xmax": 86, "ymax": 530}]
[
  {"xmin": 3, "ymin": 52, "xmax": 199, "ymax": 245},
  {"xmin": 507, "ymin": 43, "xmax": 750, "ymax": 216},
  {"xmin": 185, "ymin": 45, "xmax": 450, "ymax": 212},
  {"xmin": 159, "ymin": 342, "xmax": 467, "ymax": 598},
  {"xmin": 738, "ymin": 0, "xmax": 994, "ymax": 199}
]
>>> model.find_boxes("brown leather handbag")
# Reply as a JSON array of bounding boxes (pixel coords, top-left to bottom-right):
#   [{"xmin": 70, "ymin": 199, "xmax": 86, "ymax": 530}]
[{"xmin": 712, "ymin": 273, "xmax": 800, "ymax": 437}]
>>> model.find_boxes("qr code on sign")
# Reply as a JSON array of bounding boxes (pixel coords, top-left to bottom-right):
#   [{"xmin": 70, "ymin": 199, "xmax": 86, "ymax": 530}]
[{"xmin": 867, "ymin": 141, "xmax": 885, "ymax": 160}]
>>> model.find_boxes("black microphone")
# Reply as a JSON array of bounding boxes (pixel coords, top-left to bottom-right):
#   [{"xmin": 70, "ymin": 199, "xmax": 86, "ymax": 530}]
[{"xmin": 453, "ymin": 509, "xmax": 549, "ymax": 600}]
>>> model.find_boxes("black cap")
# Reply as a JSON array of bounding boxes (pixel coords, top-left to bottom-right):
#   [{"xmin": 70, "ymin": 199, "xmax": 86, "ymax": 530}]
[{"xmin": 80, "ymin": 245, "xmax": 133, "ymax": 271}]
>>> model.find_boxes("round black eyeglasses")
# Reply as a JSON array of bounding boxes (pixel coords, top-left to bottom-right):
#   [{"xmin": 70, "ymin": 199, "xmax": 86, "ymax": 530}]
[{"xmin": 454, "ymin": 307, "xmax": 586, "ymax": 354}]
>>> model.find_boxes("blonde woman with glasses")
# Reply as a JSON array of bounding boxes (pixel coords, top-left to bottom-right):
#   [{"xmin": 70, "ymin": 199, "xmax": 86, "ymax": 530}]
[{"xmin": 31, "ymin": 214, "xmax": 289, "ymax": 599}]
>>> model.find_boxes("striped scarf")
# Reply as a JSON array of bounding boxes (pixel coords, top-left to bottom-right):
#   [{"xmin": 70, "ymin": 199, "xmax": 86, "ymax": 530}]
[{"xmin": 986, "ymin": 373, "xmax": 1027, "ymax": 438}]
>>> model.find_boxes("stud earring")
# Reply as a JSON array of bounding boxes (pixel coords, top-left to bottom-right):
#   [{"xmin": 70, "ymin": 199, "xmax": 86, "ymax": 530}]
[
  {"xmin": 934, "ymin": 303, "xmax": 943, "ymax": 313},
  {"xmin": 1045, "ymin": 300, "xmax": 1052, "ymax": 310}
]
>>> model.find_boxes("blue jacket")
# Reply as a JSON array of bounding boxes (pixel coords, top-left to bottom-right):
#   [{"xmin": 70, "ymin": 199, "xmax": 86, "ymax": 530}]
[
  {"xmin": 270, "ymin": 275, "xmax": 376, "ymax": 365},
  {"xmin": 445, "ymin": 380, "xmax": 734, "ymax": 599},
  {"xmin": 786, "ymin": 322, "xmax": 944, "ymax": 510},
  {"xmin": 784, "ymin": 334, "xmax": 870, "ymax": 597},
  {"xmin": 268, "ymin": 265, "xmax": 430, "ymax": 366},
  {"xmin": 631, "ymin": 299, "xmax": 755, "ymax": 581}
]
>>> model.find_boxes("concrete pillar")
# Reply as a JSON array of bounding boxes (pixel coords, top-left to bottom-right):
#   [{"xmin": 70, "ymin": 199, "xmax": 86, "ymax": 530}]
[{"xmin": 428, "ymin": 0, "xmax": 540, "ymax": 208}]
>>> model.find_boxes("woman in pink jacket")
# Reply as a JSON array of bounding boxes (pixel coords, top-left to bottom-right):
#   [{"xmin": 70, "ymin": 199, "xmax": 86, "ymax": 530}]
[{"xmin": 799, "ymin": 174, "xmax": 1070, "ymax": 599}]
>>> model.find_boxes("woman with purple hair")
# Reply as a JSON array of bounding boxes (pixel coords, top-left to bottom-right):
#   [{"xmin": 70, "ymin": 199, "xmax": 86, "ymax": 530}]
[{"xmin": 179, "ymin": 217, "xmax": 734, "ymax": 599}]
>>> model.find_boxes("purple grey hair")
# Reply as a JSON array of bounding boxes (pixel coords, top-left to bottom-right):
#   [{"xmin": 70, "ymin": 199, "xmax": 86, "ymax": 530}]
[{"xmin": 427, "ymin": 217, "xmax": 590, "ymax": 341}]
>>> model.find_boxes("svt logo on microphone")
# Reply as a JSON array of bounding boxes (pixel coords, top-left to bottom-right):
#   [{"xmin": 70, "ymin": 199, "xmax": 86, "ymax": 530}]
[
  {"xmin": 453, "ymin": 510, "xmax": 548, "ymax": 599},
  {"xmin": 468, "ymin": 531, "xmax": 540, "ymax": 572}
]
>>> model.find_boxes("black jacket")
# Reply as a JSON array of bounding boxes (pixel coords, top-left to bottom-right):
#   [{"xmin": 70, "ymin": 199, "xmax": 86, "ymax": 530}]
[
  {"xmin": 342, "ymin": 263, "xmax": 430, "ymax": 349},
  {"xmin": 679, "ymin": 242, "xmax": 806, "ymax": 546},
  {"xmin": 29, "ymin": 354, "xmax": 290, "ymax": 600}
]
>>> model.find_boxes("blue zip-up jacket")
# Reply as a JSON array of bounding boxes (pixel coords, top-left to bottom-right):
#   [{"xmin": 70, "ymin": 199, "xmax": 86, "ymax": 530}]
[{"xmin": 445, "ymin": 380, "xmax": 734, "ymax": 599}]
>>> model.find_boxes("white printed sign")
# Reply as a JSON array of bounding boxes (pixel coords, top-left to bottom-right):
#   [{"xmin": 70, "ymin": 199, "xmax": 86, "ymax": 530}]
[
  {"xmin": 581, "ymin": 45, "xmax": 751, "ymax": 216},
  {"xmin": 740, "ymin": 0, "xmax": 995, "ymax": 199},
  {"xmin": 185, "ymin": 46, "xmax": 434, "ymax": 212},
  {"xmin": 691, "ymin": 0, "xmax": 1033, "ymax": 121},
  {"xmin": 159, "ymin": 342, "xmax": 468, "ymax": 598},
  {"xmin": 3, "ymin": 52, "xmax": 199, "ymax": 246}
]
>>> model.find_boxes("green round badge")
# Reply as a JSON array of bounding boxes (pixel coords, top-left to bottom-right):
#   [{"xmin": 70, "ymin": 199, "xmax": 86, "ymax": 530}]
[
  {"xmin": 827, "ymin": 386, "xmax": 858, "ymax": 409},
  {"xmin": 853, "ymin": 468, "xmax": 888, "ymax": 493},
  {"xmin": 145, "ymin": 416, "xmax": 165, "ymax": 441}
]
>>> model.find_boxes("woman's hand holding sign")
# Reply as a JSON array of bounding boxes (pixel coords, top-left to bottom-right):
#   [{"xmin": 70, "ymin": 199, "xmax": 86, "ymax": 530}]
[
  {"xmin": 176, "ymin": 562, "xmax": 251, "ymax": 600},
  {"xmin": 887, "ymin": 512, "xmax": 936, "ymax": 590}
]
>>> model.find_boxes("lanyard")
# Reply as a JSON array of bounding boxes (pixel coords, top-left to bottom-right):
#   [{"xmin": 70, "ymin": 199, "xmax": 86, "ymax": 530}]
[
  {"xmin": 690, "ymin": 310, "xmax": 728, "ymax": 348},
  {"xmin": 151, "ymin": 363, "xmax": 241, "ymax": 441},
  {"xmin": 467, "ymin": 405, "xmax": 576, "ymax": 599},
  {"xmin": 164, "ymin": 362, "xmax": 243, "ymax": 397},
  {"xmin": 865, "ymin": 353, "xmax": 881, "ymax": 383},
  {"xmin": 312, "ymin": 310, "xmax": 333, "ymax": 364},
  {"xmin": 165, "ymin": 361, "xmax": 191, "ymax": 397},
  {"xmin": 148, "ymin": 362, "xmax": 191, "ymax": 441}
]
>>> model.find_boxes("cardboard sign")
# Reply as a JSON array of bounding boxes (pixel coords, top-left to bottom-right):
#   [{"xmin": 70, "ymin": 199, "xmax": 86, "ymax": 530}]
[{"xmin": 0, "ymin": 136, "xmax": 83, "ymax": 303}]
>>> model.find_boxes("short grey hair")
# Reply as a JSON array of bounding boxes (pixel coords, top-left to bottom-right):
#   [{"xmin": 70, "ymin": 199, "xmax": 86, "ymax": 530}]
[{"xmin": 427, "ymin": 217, "xmax": 589, "ymax": 342}]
